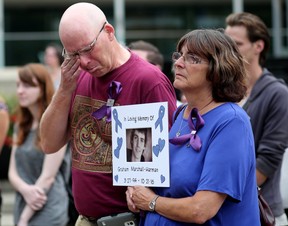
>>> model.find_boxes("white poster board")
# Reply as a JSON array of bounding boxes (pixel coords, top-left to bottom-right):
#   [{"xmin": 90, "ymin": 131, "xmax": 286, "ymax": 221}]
[{"xmin": 111, "ymin": 102, "xmax": 170, "ymax": 187}]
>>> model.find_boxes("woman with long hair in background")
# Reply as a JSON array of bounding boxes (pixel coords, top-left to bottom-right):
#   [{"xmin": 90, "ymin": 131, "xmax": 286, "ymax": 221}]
[{"xmin": 8, "ymin": 63, "xmax": 68, "ymax": 226}]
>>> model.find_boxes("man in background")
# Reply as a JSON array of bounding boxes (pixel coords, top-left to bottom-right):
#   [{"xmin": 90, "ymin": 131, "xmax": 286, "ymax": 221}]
[
  {"xmin": 128, "ymin": 40, "xmax": 184, "ymax": 106},
  {"xmin": 127, "ymin": 40, "xmax": 164, "ymax": 70},
  {"xmin": 225, "ymin": 12, "xmax": 288, "ymax": 225}
]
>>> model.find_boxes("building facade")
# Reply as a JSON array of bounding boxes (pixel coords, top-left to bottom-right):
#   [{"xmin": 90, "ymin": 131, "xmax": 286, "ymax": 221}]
[{"xmin": 2, "ymin": 0, "xmax": 288, "ymax": 82}]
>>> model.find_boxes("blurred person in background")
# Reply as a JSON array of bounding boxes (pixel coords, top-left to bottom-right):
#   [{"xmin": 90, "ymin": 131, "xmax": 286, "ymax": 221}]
[
  {"xmin": 43, "ymin": 43, "xmax": 64, "ymax": 89},
  {"xmin": 0, "ymin": 94, "xmax": 10, "ymax": 223},
  {"xmin": 8, "ymin": 63, "xmax": 68, "ymax": 226},
  {"xmin": 127, "ymin": 40, "xmax": 164, "ymax": 70},
  {"xmin": 0, "ymin": 95, "xmax": 9, "ymax": 153},
  {"xmin": 225, "ymin": 12, "xmax": 288, "ymax": 225},
  {"xmin": 128, "ymin": 40, "xmax": 183, "ymax": 106}
]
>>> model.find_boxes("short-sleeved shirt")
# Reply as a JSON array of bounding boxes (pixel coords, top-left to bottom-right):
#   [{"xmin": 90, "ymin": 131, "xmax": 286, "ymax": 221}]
[
  {"xmin": 144, "ymin": 103, "xmax": 260, "ymax": 226},
  {"xmin": 243, "ymin": 69, "xmax": 288, "ymax": 217}
]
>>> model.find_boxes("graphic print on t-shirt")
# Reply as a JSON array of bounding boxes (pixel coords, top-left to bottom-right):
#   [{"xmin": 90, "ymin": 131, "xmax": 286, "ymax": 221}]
[{"xmin": 70, "ymin": 95, "xmax": 113, "ymax": 173}]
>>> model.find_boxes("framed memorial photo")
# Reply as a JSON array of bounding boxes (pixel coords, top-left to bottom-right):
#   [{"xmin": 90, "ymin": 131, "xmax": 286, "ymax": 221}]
[{"xmin": 111, "ymin": 102, "xmax": 170, "ymax": 187}]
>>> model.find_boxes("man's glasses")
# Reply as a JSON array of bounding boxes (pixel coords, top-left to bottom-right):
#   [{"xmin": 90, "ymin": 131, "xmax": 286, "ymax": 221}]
[
  {"xmin": 172, "ymin": 52, "xmax": 207, "ymax": 65},
  {"xmin": 62, "ymin": 22, "xmax": 107, "ymax": 59}
]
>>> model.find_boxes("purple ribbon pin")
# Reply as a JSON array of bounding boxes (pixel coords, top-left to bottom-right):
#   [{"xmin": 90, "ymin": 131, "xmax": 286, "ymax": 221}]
[
  {"xmin": 92, "ymin": 81, "xmax": 122, "ymax": 122},
  {"xmin": 169, "ymin": 108, "xmax": 205, "ymax": 151}
]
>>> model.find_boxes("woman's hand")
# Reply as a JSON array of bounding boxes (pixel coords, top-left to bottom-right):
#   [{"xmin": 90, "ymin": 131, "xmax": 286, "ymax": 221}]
[
  {"xmin": 128, "ymin": 186, "xmax": 156, "ymax": 211},
  {"xmin": 21, "ymin": 184, "xmax": 47, "ymax": 211},
  {"xmin": 126, "ymin": 186, "xmax": 140, "ymax": 212}
]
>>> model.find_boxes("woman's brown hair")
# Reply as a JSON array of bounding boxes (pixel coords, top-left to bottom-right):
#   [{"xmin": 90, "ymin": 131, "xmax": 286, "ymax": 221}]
[
  {"xmin": 176, "ymin": 28, "xmax": 247, "ymax": 102},
  {"xmin": 16, "ymin": 63, "xmax": 54, "ymax": 148}
]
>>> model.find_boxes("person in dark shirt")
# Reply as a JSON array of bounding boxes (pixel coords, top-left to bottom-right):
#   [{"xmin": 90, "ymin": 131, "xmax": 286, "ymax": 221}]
[{"xmin": 225, "ymin": 12, "xmax": 288, "ymax": 225}]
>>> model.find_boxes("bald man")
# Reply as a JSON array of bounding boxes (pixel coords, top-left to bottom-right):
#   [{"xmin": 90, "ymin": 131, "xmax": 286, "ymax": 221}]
[{"xmin": 39, "ymin": 2, "xmax": 176, "ymax": 225}]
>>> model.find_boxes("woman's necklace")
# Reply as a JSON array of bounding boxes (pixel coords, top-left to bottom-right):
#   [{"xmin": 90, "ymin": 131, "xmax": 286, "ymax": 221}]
[
  {"xmin": 176, "ymin": 118, "xmax": 186, "ymax": 137},
  {"xmin": 175, "ymin": 99, "xmax": 214, "ymax": 137}
]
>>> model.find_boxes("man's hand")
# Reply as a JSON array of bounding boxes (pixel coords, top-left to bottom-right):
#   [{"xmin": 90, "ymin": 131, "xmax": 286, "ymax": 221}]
[{"xmin": 60, "ymin": 56, "xmax": 81, "ymax": 94}]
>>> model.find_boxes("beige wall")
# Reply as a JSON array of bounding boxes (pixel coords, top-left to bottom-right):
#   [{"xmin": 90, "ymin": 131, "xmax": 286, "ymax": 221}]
[{"xmin": 0, "ymin": 67, "xmax": 18, "ymax": 97}]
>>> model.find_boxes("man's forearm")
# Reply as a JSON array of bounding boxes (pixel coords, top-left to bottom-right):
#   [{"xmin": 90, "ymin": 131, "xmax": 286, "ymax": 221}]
[{"xmin": 40, "ymin": 90, "xmax": 71, "ymax": 153}]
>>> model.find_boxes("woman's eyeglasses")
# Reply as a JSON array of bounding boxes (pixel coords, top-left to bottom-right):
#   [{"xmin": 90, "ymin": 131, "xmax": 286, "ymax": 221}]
[{"xmin": 172, "ymin": 52, "xmax": 207, "ymax": 65}]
